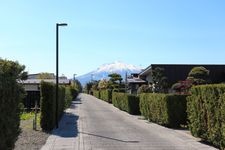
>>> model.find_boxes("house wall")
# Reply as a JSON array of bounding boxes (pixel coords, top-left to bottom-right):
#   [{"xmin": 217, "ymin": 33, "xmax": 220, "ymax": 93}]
[
  {"xmin": 146, "ymin": 74, "xmax": 153, "ymax": 83},
  {"xmin": 24, "ymin": 84, "xmax": 39, "ymax": 91},
  {"xmin": 151, "ymin": 64, "xmax": 225, "ymax": 86}
]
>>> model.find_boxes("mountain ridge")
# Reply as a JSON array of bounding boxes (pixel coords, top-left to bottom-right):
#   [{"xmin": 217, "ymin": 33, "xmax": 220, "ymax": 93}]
[{"xmin": 77, "ymin": 61, "xmax": 143, "ymax": 85}]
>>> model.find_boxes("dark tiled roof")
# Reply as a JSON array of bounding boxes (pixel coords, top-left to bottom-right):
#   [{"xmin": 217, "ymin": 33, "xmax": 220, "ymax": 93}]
[{"xmin": 19, "ymin": 79, "xmax": 70, "ymax": 84}]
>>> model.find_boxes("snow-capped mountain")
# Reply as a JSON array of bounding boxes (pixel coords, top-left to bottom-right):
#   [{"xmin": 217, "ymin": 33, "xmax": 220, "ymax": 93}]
[{"xmin": 77, "ymin": 61, "xmax": 143, "ymax": 85}]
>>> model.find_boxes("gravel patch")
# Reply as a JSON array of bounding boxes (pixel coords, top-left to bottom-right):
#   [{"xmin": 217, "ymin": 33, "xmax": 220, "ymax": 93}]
[{"xmin": 14, "ymin": 118, "xmax": 50, "ymax": 150}]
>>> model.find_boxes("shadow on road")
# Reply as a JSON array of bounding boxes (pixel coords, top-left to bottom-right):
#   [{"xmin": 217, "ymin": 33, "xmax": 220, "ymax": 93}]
[
  {"xmin": 51, "ymin": 100, "xmax": 80, "ymax": 138},
  {"xmin": 80, "ymin": 131, "xmax": 139, "ymax": 143},
  {"xmin": 51, "ymin": 112, "xmax": 79, "ymax": 138}
]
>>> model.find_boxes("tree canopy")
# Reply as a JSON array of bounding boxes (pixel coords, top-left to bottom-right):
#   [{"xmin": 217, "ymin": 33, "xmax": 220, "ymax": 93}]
[
  {"xmin": 108, "ymin": 73, "xmax": 122, "ymax": 84},
  {"xmin": 152, "ymin": 67, "xmax": 168, "ymax": 93},
  {"xmin": 187, "ymin": 66, "xmax": 210, "ymax": 85}
]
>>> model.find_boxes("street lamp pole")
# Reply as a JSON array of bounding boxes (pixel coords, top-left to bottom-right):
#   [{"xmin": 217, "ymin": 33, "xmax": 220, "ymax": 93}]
[
  {"xmin": 73, "ymin": 74, "xmax": 77, "ymax": 81},
  {"xmin": 56, "ymin": 23, "xmax": 67, "ymax": 128}
]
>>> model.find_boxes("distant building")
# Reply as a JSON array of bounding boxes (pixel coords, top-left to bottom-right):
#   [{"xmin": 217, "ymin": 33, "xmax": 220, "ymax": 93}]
[
  {"xmin": 139, "ymin": 64, "xmax": 225, "ymax": 86},
  {"xmin": 19, "ymin": 73, "xmax": 70, "ymax": 110},
  {"xmin": 127, "ymin": 73, "xmax": 146, "ymax": 94},
  {"xmin": 21, "ymin": 79, "xmax": 70, "ymax": 91},
  {"xmin": 27, "ymin": 73, "xmax": 55, "ymax": 79},
  {"xmin": 127, "ymin": 64, "xmax": 225, "ymax": 94}
]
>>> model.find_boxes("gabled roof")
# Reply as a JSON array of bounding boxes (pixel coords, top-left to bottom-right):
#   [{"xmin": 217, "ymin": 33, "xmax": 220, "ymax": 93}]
[
  {"xmin": 139, "ymin": 65, "xmax": 152, "ymax": 76},
  {"xmin": 19, "ymin": 79, "xmax": 70, "ymax": 84},
  {"xmin": 127, "ymin": 78, "xmax": 146, "ymax": 83}
]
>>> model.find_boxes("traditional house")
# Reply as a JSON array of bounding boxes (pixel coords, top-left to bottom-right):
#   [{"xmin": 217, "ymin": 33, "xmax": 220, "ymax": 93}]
[
  {"xmin": 126, "ymin": 73, "xmax": 146, "ymax": 94},
  {"xmin": 20, "ymin": 74, "xmax": 70, "ymax": 110},
  {"xmin": 139, "ymin": 64, "xmax": 225, "ymax": 86}
]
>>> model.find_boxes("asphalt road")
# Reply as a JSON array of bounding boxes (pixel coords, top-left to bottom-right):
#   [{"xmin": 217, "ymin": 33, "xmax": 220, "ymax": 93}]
[{"xmin": 41, "ymin": 93, "xmax": 217, "ymax": 150}]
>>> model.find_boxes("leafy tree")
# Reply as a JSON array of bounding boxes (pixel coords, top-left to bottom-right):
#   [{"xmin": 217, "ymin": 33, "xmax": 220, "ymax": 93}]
[
  {"xmin": 91, "ymin": 80, "xmax": 99, "ymax": 90},
  {"xmin": 38, "ymin": 72, "xmax": 55, "ymax": 79},
  {"xmin": 98, "ymin": 79, "xmax": 109, "ymax": 90},
  {"xmin": 108, "ymin": 73, "xmax": 124, "ymax": 92},
  {"xmin": 152, "ymin": 67, "xmax": 168, "ymax": 93},
  {"xmin": 85, "ymin": 82, "xmax": 93, "ymax": 94},
  {"xmin": 84, "ymin": 80, "xmax": 99, "ymax": 94},
  {"xmin": 71, "ymin": 79, "xmax": 82, "ymax": 92},
  {"xmin": 187, "ymin": 66, "xmax": 210, "ymax": 85},
  {"xmin": 0, "ymin": 59, "xmax": 27, "ymax": 149},
  {"xmin": 108, "ymin": 73, "xmax": 123, "ymax": 84}
]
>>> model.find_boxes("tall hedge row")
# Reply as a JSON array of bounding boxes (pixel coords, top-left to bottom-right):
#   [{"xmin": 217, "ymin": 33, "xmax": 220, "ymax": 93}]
[
  {"xmin": 112, "ymin": 92, "xmax": 140, "ymax": 115},
  {"xmin": 0, "ymin": 59, "xmax": 26, "ymax": 150},
  {"xmin": 187, "ymin": 84, "xmax": 225, "ymax": 149},
  {"xmin": 100, "ymin": 89, "xmax": 112, "ymax": 103},
  {"xmin": 70, "ymin": 87, "xmax": 78, "ymax": 100},
  {"xmin": 40, "ymin": 82, "xmax": 66, "ymax": 131},
  {"xmin": 93, "ymin": 90, "xmax": 100, "ymax": 99},
  {"xmin": 139, "ymin": 93, "xmax": 187, "ymax": 128},
  {"xmin": 65, "ymin": 86, "xmax": 72, "ymax": 108}
]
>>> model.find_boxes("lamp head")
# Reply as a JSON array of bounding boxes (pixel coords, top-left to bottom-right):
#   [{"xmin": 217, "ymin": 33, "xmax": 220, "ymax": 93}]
[{"xmin": 57, "ymin": 23, "xmax": 68, "ymax": 26}]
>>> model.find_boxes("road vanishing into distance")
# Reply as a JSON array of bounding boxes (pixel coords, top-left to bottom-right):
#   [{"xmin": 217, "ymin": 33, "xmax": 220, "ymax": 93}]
[{"xmin": 42, "ymin": 93, "xmax": 217, "ymax": 150}]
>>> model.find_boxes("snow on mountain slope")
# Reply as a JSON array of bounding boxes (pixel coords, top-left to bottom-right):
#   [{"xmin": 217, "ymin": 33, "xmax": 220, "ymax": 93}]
[{"xmin": 77, "ymin": 61, "xmax": 142, "ymax": 85}]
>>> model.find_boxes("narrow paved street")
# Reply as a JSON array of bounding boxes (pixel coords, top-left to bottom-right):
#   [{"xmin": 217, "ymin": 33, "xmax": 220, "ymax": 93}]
[{"xmin": 41, "ymin": 93, "xmax": 217, "ymax": 150}]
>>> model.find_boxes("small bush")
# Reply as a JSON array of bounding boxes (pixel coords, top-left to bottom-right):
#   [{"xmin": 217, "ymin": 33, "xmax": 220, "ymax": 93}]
[
  {"xmin": 112, "ymin": 92, "xmax": 140, "ymax": 115},
  {"xmin": 139, "ymin": 93, "xmax": 187, "ymax": 128},
  {"xmin": 187, "ymin": 84, "xmax": 225, "ymax": 149},
  {"xmin": 100, "ymin": 89, "xmax": 112, "ymax": 103},
  {"xmin": 137, "ymin": 84, "xmax": 152, "ymax": 94}
]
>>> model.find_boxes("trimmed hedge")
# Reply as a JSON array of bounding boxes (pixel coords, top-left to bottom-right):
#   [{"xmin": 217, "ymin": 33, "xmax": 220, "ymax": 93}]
[
  {"xmin": 187, "ymin": 84, "xmax": 225, "ymax": 149},
  {"xmin": 112, "ymin": 92, "xmax": 140, "ymax": 115},
  {"xmin": 40, "ymin": 82, "xmax": 66, "ymax": 131},
  {"xmin": 58, "ymin": 86, "xmax": 65, "ymax": 119},
  {"xmin": 40, "ymin": 82, "xmax": 56, "ymax": 131},
  {"xmin": 93, "ymin": 90, "xmax": 100, "ymax": 99},
  {"xmin": 65, "ymin": 86, "xmax": 72, "ymax": 108},
  {"xmin": 0, "ymin": 59, "xmax": 26, "ymax": 150},
  {"xmin": 140, "ymin": 93, "xmax": 187, "ymax": 128},
  {"xmin": 70, "ymin": 87, "xmax": 78, "ymax": 100},
  {"xmin": 100, "ymin": 89, "xmax": 112, "ymax": 103}
]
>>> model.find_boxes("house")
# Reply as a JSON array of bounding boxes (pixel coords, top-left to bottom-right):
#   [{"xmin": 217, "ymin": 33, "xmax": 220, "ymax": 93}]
[
  {"xmin": 27, "ymin": 73, "xmax": 55, "ymax": 79},
  {"xmin": 19, "ymin": 73, "xmax": 70, "ymax": 110},
  {"xmin": 139, "ymin": 64, "xmax": 225, "ymax": 86},
  {"xmin": 126, "ymin": 73, "xmax": 146, "ymax": 94}
]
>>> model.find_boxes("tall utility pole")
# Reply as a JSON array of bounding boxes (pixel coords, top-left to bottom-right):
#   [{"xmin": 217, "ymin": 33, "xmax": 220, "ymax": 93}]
[{"xmin": 56, "ymin": 23, "xmax": 67, "ymax": 128}]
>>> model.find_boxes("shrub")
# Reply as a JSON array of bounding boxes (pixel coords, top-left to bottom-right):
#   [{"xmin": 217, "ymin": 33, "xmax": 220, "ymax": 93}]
[
  {"xmin": 58, "ymin": 86, "xmax": 65, "ymax": 119},
  {"xmin": 70, "ymin": 87, "xmax": 78, "ymax": 99},
  {"xmin": 112, "ymin": 92, "xmax": 140, "ymax": 115},
  {"xmin": 100, "ymin": 89, "xmax": 112, "ymax": 103},
  {"xmin": 40, "ymin": 82, "xmax": 56, "ymax": 131},
  {"xmin": 65, "ymin": 86, "xmax": 72, "ymax": 108},
  {"xmin": 40, "ymin": 82, "xmax": 66, "ymax": 131},
  {"xmin": 137, "ymin": 84, "xmax": 152, "ymax": 94},
  {"xmin": 187, "ymin": 66, "xmax": 210, "ymax": 85},
  {"xmin": 187, "ymin": 84, "xmax": 225, "ymax": 149},
  {"xmin": 93, "ymin": 90, "xmax": 100, "ymax": 99},
  {"xmin": 0, "ymin": 59, "xmax": 26, "ymax": 150},
  {"xmin": 139, "ymin": 93, "xmax": 187, "ymax": 128}
]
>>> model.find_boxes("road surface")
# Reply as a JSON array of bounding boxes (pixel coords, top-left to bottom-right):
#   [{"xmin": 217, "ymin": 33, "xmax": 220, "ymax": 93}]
[{"xmin": 41, "ymin": 93, "xmax": 217, "ymax": 150}]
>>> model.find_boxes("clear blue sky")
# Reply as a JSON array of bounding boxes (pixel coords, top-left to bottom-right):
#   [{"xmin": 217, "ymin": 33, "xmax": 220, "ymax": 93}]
[{"xmin": 1, "ymin": 0, "xmax": 225, "ymax": 78}]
